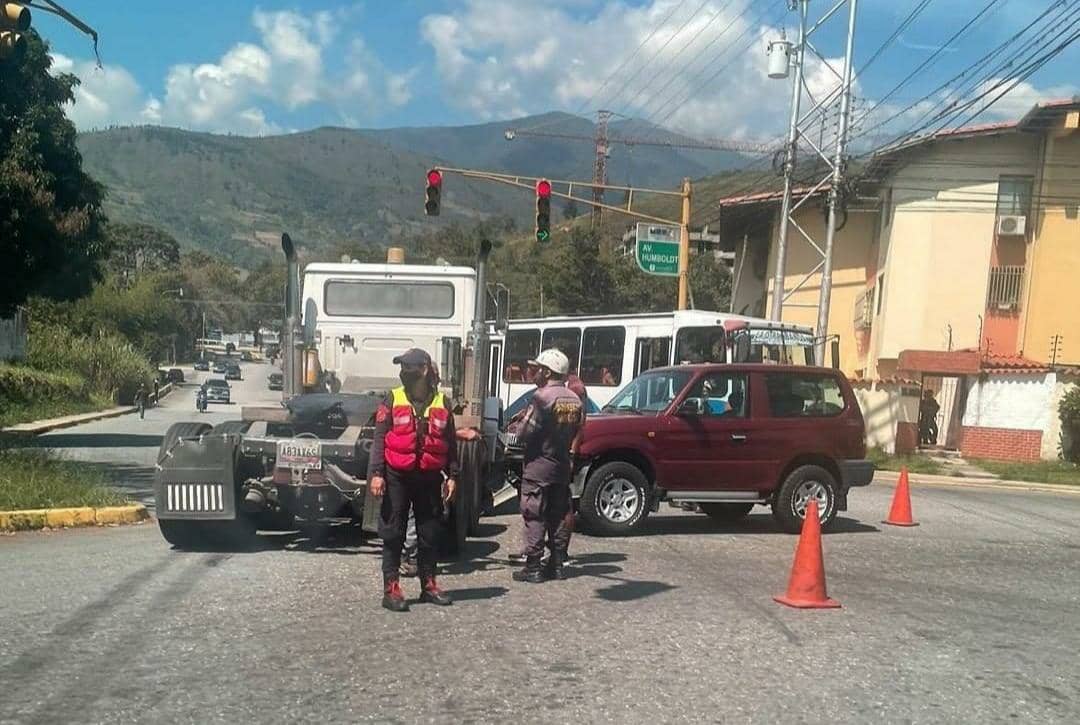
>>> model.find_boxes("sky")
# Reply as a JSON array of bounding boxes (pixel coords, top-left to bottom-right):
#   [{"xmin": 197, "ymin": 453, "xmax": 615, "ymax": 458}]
[{"xmin": 39, "ymin": 0, "xmax": 1080, "ymax": 141}]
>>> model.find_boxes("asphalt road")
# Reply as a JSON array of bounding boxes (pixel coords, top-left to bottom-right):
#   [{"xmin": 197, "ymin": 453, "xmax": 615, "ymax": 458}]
[
  {"xmin": 22, "ymin": 360, "xmax": 282, "ymax": 511},
  {"xmin": 2, "ymin": 471, "xmax": 1079, "ymax": 723}
]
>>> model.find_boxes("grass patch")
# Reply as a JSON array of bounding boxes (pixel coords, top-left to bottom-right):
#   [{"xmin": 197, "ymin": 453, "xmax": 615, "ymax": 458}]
[
  {"xmin": 867, "ymin": 447, "xmax": 945, "ymax": 475},
  {"xmin": 968, "ymin": 459, "xmax": 1080, "ymax": 486},
  {"xmin": 0, "ymin": 394, "xmax": 113, "ymax": 429},
  {"xmin": 0, "ymin": 448, "xmax": 128, "ymax": 510}
]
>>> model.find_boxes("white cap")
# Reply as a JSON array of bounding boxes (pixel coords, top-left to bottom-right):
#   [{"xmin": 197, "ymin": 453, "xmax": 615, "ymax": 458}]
[{"xmin": 530, "ymin": 348, "xmax": 570, "ymax": 376}]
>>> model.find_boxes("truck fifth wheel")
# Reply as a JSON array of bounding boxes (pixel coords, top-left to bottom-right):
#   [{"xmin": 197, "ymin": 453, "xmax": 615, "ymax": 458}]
[{"xmin": 153, "ymin": 234, "xmax": 505, "ymax": 554}]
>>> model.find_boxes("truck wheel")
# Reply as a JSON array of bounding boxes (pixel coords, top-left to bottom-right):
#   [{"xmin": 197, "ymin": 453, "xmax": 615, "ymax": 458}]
[
  {"xmin": 772, "ymin": 465, "xmax": 838, "ymax": 534},
  {"xmin": 579, "ymin": 461, "xmax": 650, "ymax": 536},
  {"xmin": 158, "ymin": 519, "xmax": 199, "ymax": 549},
  {"xmin": 158, "ymin": 422, "xmax": 212, "ymax": 463},
  {"xmin": 700, "ymin": 502, "xmax": 755, "ymax": 523},
  {"xmin": 457, "ymin": 437, "xmax": 486, "ymax": 535}
]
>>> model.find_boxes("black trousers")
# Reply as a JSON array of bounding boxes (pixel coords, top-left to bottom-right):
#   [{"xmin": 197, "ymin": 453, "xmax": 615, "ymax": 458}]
[
  {"xmin": 379, "ymin": 469, "xmax": 443, "ymax": 582},
  {"xmin": 520, "ymin": 479, "xmax": 571, "ymax": 559}
]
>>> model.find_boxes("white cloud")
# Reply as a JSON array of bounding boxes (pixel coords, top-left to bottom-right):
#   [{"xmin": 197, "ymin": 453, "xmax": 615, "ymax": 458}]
[
  {"xmin": 51, "ymin": 53, "xmax": 160, "ymax": 130},
  {"xmin": 54, "ymin": 8, "xmax": 416, "ymax": 135},
  {"xmin": 975, "ymin": 79, "xmax": 1078, "ymax": 121},
  {"xmin": 418, "ymin": 0, "xmax": 814, "ymax": 134}
]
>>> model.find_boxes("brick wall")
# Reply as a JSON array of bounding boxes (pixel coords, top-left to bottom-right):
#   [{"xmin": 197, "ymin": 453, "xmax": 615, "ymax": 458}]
[{"xmin": 960, "ymin": 426, "xmax": 1042, "ymax": 461}]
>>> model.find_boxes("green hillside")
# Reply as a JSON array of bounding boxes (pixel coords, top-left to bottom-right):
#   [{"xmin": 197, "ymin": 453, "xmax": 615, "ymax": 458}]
[{"xmin": 77, "ymin": 115, "xmax": 747, "ymax": 267}]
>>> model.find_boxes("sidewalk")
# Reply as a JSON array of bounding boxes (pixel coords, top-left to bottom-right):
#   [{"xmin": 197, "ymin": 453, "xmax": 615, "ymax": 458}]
[
  {"xmin": 875, "ymin": 468, "xmax": 1080, "ymax": 496},
  {"xmin": 1, "ymin": 383, "xmax": 174, "ymax": 436}
]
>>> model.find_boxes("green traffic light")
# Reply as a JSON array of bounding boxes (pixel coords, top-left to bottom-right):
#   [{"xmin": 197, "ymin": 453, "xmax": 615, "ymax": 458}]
[{"xmin": 536, "ymin": 229, "xmax": 551, "ymax": 243}]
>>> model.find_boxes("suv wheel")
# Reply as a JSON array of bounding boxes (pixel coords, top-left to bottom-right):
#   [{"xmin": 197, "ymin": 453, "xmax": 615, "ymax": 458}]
[
  {"xmin": 580, "ymin": 461, "xmax": 650, "ymax": 536},
  {"xmin": 772, "ymin": 465, "xmax": 838, "ymax": 534},
  {"xmin": 700, "ymin": 502, "xmax": 754, "ymax": 523}
]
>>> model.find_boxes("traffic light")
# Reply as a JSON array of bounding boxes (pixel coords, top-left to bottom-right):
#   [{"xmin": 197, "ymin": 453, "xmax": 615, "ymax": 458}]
[
  {"xmin": 0, "ymin": 2, "xmax": 30, "ymax": 62},
  {"xmin": 535, "ymin": 179, "xmax": 552, "ymax": 242},
  {"xmin": 425, "ymin": 168, "xmax": 442, "ymax": 216}
]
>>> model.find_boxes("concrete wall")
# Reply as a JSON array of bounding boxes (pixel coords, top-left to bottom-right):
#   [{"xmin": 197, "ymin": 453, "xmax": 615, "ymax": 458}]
[
  {"xmin": 1043, "ymin": 374, "xmax": 1079, "ymax": 460},
  {"xmin": 872, "ymin": 134, "xmax": 1039, "ymax": 371},
  {"xmin": 853, "ymin": 381, "xmax": 920, "ymax": 454},
  {"xmin": 1021, "ymin": 130, "xmax": 1080, "ymax": 364},
  {"xmin": 960, "ymin": 372, "xmax": 1058, "ymax": 461},
  {"xmin": 0, "ymin": 310, "xmax": 27, "ymax": 362}
]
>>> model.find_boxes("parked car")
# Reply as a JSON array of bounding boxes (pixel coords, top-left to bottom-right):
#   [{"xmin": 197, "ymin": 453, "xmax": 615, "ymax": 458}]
[
  {"xmin": 212, "ymin": 360, "xmax": 228, "ymax": 374},
  {"xmin": 201, "ymin": 378, "xmax": 231, "ymax": 404},
  {"xmin": 267, "ymin": 371, "xmax": 283, "ymax": 391},
  {"xmin": 193, "ymin": 359, "xmax": 210, "ymax": 372},
  {"xmin": 571, "ymin": 364, "xmax": 874, "ymax": 535},
  {"xmin": 166, "ymin": 368, "xmax": 185, "ymax": 383},
  {"xmin": 225, "ymin": 363, "xmax": 242, "ymax": 381}
]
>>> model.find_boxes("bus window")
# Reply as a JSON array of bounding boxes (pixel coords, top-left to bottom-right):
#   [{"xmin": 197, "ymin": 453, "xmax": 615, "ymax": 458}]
[
  {"xmin": 504, "ymin": 329, "xmax": 540, "ymax": 383},
  {"xmin": 634, "ymin": 337, "xmax": 671, "ymax": 376},
  {"xmin": 541, "ymin": 328, "xmax": 582, "ymax": 375},
  {"xmin": 580, "ymin": 326, "xmax": 625, "ymax": 387},
  {"xmin": 674, "ymin": 326, "xmax": 726, "ymax": 365}
]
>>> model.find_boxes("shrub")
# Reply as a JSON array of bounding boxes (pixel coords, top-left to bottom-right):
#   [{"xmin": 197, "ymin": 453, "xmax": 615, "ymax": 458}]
[
  {"xmin": 1060, "ymin": 386, "xmax": 1080, "ymax": 463},
  {"xmin": 27, "ymin": 323, "xmax": 154, "ymax": 404}
]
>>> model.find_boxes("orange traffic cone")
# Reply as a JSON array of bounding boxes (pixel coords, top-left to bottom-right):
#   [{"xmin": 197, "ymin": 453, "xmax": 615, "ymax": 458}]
[
  {"xmin": 883, "ymin": 466, "xmax": 918, "ymax": 527},
  {"xmin": 774, "ymin": 499, "xmax": 840, "ymax": 609}
]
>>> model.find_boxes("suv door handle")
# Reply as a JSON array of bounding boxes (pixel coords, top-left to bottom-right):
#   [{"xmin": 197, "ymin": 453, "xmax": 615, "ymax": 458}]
[{"xmin": 730, "ymin": 434, "xmax": 747, "ymax": 442}]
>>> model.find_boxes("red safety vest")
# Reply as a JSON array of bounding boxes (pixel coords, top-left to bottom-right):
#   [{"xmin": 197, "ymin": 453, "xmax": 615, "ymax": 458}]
[{"xmin": 383, "ymin": 387, "xmax": 451, "ymax": 472}]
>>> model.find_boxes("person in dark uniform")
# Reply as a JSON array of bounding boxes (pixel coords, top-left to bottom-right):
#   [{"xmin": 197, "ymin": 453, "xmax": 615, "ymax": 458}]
[
  {"xmin": 368, "ymin": 348, "xmax": 457, "ymax": 611},
  {"xmin": 508, "ymin": 349, "xmax": 584, "ymax": 583}
]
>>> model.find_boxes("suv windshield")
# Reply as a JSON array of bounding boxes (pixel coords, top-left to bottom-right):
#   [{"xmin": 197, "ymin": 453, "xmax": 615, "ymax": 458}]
[
  {"xmin": 603, "ymin": 369, "xmax": 693, "ymax": 415},
  {"xmin": 206, "ymin": 379, "xmax": 228, "ymax": 388}
]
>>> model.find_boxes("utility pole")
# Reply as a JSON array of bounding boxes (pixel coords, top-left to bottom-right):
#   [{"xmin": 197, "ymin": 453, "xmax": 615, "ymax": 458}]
[
  {"xmin": 678, "ymin": 177, "xmax": 692, "ymax": 311},
  {"xmin": 768, "ymin": 0, "xmax": 860, "ymax": 366},
  {"xmin": 592, "ymin": 110, "xmax": 613, "ymax": 226}
]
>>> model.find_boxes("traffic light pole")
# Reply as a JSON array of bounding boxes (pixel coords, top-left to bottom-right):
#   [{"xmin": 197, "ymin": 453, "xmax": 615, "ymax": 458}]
[{"xmin": 432, "ymin": 166, "xmax": 694, "ymax": 310}]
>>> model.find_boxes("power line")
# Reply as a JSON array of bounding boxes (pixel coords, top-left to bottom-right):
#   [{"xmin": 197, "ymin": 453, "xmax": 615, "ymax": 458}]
[
  {"xmin": 573, "ymin": 0, "xmax": 691, "ymax": 116},
  {"xmin": 598, "ymin": 0, "xmax": 714, "ymax": 113}
]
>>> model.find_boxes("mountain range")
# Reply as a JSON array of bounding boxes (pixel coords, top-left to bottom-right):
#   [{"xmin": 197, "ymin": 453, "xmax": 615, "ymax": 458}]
[{"xmin": 77, "ymin": 113, "xmax": 747, "ymax": 266}]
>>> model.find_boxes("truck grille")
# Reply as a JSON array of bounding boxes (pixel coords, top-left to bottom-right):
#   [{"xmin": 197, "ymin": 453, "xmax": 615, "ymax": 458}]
[{"xmin": 166, "ymin": 483, "xmax": 225, "ymax": 513}]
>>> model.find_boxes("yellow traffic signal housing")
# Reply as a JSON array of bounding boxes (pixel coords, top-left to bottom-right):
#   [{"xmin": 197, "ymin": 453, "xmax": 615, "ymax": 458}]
[{"xmin": 0, "ymin": 2, "xmax": 30, "ymax": 61}]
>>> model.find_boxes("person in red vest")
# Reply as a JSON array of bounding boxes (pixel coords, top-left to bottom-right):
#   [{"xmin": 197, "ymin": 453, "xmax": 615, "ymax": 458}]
[{"xmin": 368, "ymin": 348, "xmax": 457, "ymax": 612}]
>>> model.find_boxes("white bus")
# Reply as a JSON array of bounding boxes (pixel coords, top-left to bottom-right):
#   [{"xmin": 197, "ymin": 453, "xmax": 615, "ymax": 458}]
[{"xmin": 487, "ymin": 310, "xmax": 815, "ymax": 417}]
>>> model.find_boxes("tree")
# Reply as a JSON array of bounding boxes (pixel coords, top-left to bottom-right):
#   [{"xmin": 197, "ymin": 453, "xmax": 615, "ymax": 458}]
[
  {"xmin": 105, "ymin": 223, "xmax": 181, "ymax": 281},
  {"xmin": 0, "ymin": 32, "xmax": 107, "ymax": 314}
]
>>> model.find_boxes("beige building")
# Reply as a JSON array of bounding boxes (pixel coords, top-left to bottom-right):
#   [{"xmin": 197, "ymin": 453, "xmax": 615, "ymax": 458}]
[{"xmin": 716, "ymin": 99, "xmax": 1080, "ymax": 458}]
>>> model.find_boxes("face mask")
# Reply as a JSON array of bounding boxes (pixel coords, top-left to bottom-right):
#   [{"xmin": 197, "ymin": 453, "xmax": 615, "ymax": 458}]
[{"xmin": 400, "ymin": 369, "xmax": 425, "ymax": 387}]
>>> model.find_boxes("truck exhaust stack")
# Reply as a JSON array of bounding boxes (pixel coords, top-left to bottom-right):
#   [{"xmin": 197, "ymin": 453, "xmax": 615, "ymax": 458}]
[{"xmin": 281, "ymin": 233, "xmax": 303, "ymax": 398}]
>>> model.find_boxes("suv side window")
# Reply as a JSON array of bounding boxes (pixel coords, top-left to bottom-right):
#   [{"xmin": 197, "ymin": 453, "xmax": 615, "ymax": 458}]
[
  {"xmin": 765, "ymin": 373, "xmax": 845, "ymax": 418},
  {"xmin": 683, "ymin": 373, "xmax": 749, "ymax": 417}
]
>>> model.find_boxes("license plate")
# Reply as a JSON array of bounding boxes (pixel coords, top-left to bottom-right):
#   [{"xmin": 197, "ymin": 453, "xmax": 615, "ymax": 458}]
[{"xmin": 277, "ymin": 439, "xmax": 322, "ymax": 470}]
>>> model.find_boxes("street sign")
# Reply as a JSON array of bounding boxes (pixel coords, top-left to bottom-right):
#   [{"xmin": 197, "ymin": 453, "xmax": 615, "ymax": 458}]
[{"xmin": 635, "ymin": 222, "xmax": 680, "ymax": 277}]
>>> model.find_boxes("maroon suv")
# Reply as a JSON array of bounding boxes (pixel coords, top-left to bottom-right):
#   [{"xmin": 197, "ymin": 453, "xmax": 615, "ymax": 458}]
[{"xmin": 573, "ymin": 364, "xmax": 874, "ymax": 534}]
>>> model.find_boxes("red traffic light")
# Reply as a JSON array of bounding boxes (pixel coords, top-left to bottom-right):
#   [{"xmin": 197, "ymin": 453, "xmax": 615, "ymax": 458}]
[
  {"xmin": 427, "ymin": 169, "xmax": 442, "ymax": 187},
  {"xmin": 536, "ymin": 179, "xmax": 552, "ymax": 198}
]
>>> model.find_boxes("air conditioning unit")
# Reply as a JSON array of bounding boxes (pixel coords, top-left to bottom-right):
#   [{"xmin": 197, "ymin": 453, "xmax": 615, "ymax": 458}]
[{"xmin": 997, "ymin": 214, "xmax": 1027, "ymax": 236}]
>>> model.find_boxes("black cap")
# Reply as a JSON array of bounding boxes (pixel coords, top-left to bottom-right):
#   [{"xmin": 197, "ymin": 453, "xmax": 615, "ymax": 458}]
[{"xmin": 392, "ymin": 348, "xmax": 432, "ymax": 366}]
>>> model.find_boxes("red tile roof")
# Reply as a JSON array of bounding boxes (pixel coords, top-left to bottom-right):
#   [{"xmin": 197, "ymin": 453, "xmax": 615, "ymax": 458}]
[
  {"xmin": 979, "ymin": 351, "xmax": 1051, "ymax": 374},
  {"xmin": 898, "ymin": 348, "xmax": 1053, "ymax": 375}
]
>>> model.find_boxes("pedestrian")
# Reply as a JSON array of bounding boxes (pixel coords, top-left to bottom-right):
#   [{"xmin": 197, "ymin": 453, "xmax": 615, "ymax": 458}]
[
  {"xmin": 919, "ymin": 389, "xmax": 940, "ymax": 446},
  {"xmin": 135, "ymin": 383, "xmax": 148, "ymax": 420},
  {"xmin": 508, "ymin": 349, "xmax": 584, "ymax": 583},
  {"xmin": 153, "ymin": 379, "xmax": 160, "ymax": 408},
  {"xmin": 367, "ymin": 348, "xmax": 456, "ymax": 612}
]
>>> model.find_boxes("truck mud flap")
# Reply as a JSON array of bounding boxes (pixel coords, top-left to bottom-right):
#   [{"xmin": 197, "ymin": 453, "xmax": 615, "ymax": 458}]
[{"xmin": 155, "ymin": 434, "xmax": 237, "ymax": 520}]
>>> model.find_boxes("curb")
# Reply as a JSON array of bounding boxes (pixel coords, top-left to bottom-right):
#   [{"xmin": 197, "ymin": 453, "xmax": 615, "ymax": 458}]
[
  {"xmin": 0, "ymin": 382, "xmax": 176, "ymax": 437},
  {"xmin": 0, "ymin": 504, "xmax": 149, "ymax": 532},
  {"xmin": 875, "ymin": 470, "xmax": 1080, "ymax": 496}
]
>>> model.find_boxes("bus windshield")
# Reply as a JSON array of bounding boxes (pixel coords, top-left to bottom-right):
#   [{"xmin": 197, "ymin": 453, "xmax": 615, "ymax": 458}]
[
  {"xmin": 674, "ymin": 326, "xmax": 726, "ymax": 364},
  {"xmin": 603, "ymin": 369, "xmax": 693, "ymax": 415}
]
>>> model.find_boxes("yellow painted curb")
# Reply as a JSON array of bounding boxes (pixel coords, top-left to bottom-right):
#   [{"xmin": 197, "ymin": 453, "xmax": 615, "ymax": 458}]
[{"xmin": 0, "ymin": 504, "xmax": 148, "ymax": 532}]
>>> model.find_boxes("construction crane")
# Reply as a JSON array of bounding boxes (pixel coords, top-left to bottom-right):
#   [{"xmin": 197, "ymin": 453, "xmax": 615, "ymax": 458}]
[{"xmin": 504, "ymin": 111, "xmax": 778, "ymax": 223}]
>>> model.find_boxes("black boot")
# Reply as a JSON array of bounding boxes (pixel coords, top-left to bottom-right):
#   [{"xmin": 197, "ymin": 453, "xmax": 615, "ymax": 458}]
[
  {"xmin": 382, "ymin": 579, "xmax": 409, "ymax": 612},
  {"xmin": 512, "ymin": 555, "xmax": 547, "ymax": 583},
  {"xmin": 419, "ymin": 575, "xmax": 453, "ymax": 606},
  {"xmin": 542, "ymin": 550, "xmax": 566, "ymax": 580}
]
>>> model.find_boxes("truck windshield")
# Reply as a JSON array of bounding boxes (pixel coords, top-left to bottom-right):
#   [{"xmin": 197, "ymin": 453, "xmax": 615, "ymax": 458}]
[
  {"xmin": 324, "ymin": 280, "xmax": 455, "ymax": 319},
  {"xmin": 603, "ymin": 369, "xmax": 693, "ymax": 415}
]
